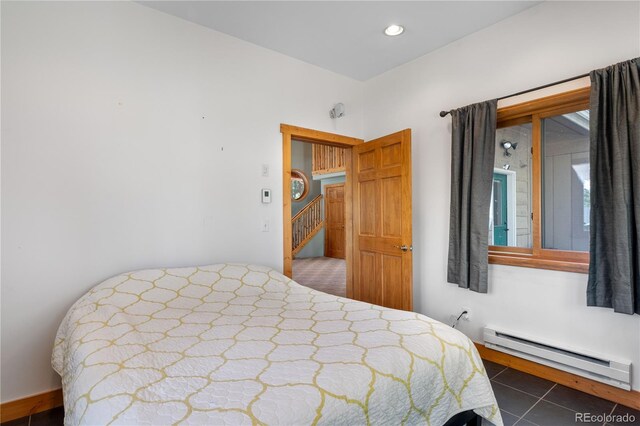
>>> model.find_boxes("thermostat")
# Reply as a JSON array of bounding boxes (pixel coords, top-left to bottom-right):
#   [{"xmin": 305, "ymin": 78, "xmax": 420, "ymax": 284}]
[{"xmin": 262, "ymin": 188, "xmax": 271, "ymax": 203}]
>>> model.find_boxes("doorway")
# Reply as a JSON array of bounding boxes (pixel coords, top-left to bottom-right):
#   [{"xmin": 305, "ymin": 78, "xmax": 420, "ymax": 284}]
[
  {"xmin": 281, "ymin": 124, "xmax": 413, "ymax": 311},
  {"xmin": 490, "ymin": 168, "xmax": 517, "ymax": 247},
  {"xmin": 492, "ymin": 173, "xmax": 508, "ymax": 246},
  {"xmin": 288, "ymin": 140, "xmax": 349, "ymax": 297},
  {"xmin": 324, "ymin": 183, "xmax": 345, "ymax": 259},
  {"xmin": 281, "ymin": 124, "xmax": 362, "ymax": 299},
  {"xmin": 292, "ymin": 176, "xmax": 346, "ymax": 297}
]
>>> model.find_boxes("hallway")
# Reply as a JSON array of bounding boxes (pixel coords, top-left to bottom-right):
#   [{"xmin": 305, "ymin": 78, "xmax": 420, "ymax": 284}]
[{"xmin": 292, "ymin": 256, "xmax": 346, "ymax": 297}]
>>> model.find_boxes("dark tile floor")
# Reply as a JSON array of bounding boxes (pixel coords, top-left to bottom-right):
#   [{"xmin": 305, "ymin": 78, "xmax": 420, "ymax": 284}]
[
  {"xmin": 482, "ymin": 360, "xmax": 640, "ymax": 426},
  {"xmin": 1, "ymin": 366, "xmax": 638, "ymax": 426}
]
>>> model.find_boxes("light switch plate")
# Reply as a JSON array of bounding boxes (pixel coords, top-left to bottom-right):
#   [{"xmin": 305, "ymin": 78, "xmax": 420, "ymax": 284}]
[{"xmin": 262, "ymin": 188, "xmax": 271, "ymax": 203}]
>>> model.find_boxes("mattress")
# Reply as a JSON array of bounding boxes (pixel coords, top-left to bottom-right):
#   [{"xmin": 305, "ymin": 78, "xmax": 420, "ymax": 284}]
[{"xmin": 53, "ymin": 263, "xmax": 502, "ymax": 425}]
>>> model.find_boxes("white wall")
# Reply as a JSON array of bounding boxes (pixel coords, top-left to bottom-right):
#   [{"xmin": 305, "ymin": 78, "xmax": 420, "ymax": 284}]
[
  {"xmin": 1, "ymin": 1, "xmax": 363, "ymax": 402},
  {"xmin": 363, "ymin": 1, "xmax": 640, "ymax": 390}
]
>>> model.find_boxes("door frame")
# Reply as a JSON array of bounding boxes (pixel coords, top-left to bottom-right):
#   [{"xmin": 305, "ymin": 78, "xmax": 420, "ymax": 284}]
[
  {"xmin": 281, "ymin": 124, "xmax": 363, "ymax": 299},
  {"xmin": 490, "ymin": 168, "xmax": 517, "ymax": 247},
  {"xmin": 323, "ymin": 182, "xmax": 346, "ymax": 259}
]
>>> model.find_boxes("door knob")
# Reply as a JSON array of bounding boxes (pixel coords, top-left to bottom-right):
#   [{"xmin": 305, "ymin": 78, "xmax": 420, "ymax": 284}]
[{"xmin": 394, "ymin": 245, "xmax": 412, "ymax": 252}]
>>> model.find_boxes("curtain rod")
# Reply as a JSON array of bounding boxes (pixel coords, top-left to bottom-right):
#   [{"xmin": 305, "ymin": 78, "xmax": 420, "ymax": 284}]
[{"xmin": 439, "ymin": 72, "xmax": 590, "ymax": 117}]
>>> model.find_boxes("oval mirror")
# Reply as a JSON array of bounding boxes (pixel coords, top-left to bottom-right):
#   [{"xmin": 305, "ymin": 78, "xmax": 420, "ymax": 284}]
[{"xmin": 291, "ymin": 169, "xmax": 309, "ymax": 201}]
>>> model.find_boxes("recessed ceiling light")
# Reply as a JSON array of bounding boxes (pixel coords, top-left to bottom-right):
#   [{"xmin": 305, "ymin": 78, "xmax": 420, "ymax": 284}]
[{"xmin": 384, "ymin": 24, "xmax": 404, "ymax": 36}]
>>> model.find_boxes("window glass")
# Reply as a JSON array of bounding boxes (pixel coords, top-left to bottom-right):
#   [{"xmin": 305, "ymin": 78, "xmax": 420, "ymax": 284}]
[
  {"xmin": 542, "ymin": 110, "xmax": 590, "ymax": 251},
  {"xmin": 489, "ymin": 88, "xmax": 591, "ymax": 272},
  {"xmin": 491, "ymin": 123, "xmax": 533, "ymax": 248}
]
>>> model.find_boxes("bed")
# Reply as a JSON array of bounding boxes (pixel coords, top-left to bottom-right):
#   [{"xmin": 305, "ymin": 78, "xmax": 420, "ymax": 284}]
[{"xmin": 53, "ymin": 263, "xmax": 502, "ymax": 425}]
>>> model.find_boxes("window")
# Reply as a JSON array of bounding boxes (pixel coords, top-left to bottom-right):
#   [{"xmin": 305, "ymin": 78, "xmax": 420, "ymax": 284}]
[{"xmin": 488, "ymin": 87, "xmax": 590, "ymax": 273}]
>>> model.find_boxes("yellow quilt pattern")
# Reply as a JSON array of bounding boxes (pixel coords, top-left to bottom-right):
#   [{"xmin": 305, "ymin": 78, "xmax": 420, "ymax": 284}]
[{"xmin": 53, "ymin": 264, "xmax": 502, "ymax": 425}]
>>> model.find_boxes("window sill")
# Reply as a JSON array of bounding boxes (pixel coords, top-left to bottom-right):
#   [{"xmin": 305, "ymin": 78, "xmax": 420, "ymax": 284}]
[{"xmin": 489, "ymin": 252, "xmax": 589, "ymax": 274}]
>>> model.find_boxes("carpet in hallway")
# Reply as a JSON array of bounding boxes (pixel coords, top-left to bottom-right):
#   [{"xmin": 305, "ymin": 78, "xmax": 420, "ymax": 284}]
[{"xmin": 292, "ymin": 256, "xmax": 346, "ymax": 297}]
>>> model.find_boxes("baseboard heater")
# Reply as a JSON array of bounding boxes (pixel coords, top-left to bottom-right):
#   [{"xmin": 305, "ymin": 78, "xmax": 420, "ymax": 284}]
[{"xmin": 483, "ymin": 327, "xmax": 631, "ymax": 390}]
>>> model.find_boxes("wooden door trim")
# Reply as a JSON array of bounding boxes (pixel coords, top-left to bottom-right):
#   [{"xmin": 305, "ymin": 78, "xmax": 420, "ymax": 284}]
[
  {"xmin": 324, "ymin": 183, "xmax": 346, "ymax": 259},
  {"xmin": 280, "ymin": 124, "xmax": 364, "ymax": 147},
  {"xmin": 401, "ymin": 129, "xmax": 412, "ymax": 310},
  {"xmin": 323, "ymin": 183, "xmax": 345, "ymax": 189},
  {"xmin": 281, "ymin": 124, "xmax": 363, "ymax": 299},
  {"xmin": 0, "ymin": 389, "xmax": 63, "ymax": 423},
  {"xmin": 475, "ymin": 343, "xmax": 640, "ymax": 410}
]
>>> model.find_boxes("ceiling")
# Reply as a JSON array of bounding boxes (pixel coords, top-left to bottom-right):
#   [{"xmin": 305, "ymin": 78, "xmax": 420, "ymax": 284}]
[{"xmin": 140, "ymin": 1, "xmax": 539, "ymax": 81}]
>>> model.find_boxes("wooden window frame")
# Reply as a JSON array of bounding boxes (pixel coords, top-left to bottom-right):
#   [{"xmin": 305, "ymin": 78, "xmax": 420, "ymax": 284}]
[
  {"xmin": 489, "ymin": 87, "xmax": 590, "ymax": 274},
  {"xmin": 290, "ymin": 169, "xmax": 310, "ymax": 201}
]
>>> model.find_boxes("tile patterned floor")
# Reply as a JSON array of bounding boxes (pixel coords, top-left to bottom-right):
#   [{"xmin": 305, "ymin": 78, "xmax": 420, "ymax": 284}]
[
  {"xmin": 2, "ymin": 363, "xmax": 638, "ymax": 425},
  {"xmin": 292, "ymin": 256, "xmax": 346, "ymax": 297},
  {"xmin": 482, "ymin": 360, "xmax": 640, "ymax": 426}
]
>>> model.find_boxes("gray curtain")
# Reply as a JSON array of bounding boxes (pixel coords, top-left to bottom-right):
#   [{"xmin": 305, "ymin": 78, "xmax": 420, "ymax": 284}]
[
  {"xmin": 587, "ymin": 58, "xmax": 640, "ymax": 315},
  {"xmin": 447, "ymin": 100, "xmax": 497, "ymax": 293}
]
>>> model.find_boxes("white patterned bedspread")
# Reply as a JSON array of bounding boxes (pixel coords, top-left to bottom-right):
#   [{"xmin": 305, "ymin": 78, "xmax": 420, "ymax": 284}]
[{"xmin": 53, "ymin": 263, "xmax": 502, "ymax": 426}]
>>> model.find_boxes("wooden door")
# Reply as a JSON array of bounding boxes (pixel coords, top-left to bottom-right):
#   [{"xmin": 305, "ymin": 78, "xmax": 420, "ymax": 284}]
[
  {"xmin": 324, "ymin": 183, "xmax": 345, "ymax": 259},
  {"xmin": 352, "ymin": 129, "xmax": 412, "ymax": 311}
]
